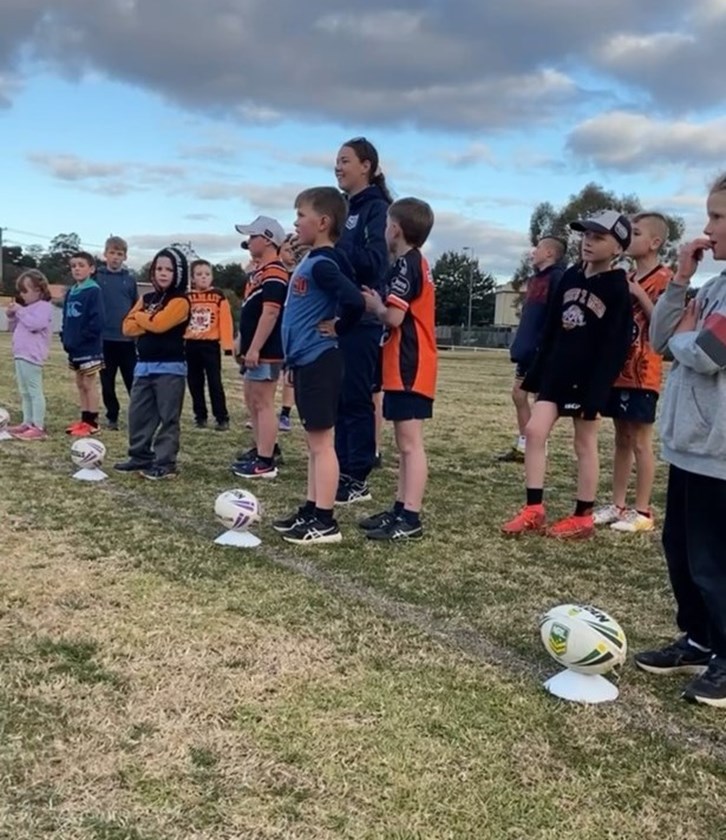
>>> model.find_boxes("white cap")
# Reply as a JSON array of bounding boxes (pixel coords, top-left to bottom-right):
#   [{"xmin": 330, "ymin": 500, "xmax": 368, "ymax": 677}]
[{"xmin": 234, "ymin": 215, "xmax": 286, "ymax": 248}]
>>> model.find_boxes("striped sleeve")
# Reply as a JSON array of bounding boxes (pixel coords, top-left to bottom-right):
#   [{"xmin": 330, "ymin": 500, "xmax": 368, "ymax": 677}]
[{"xmin": 696, "ymin": 312, "xmax": 726, "ymax": 368}]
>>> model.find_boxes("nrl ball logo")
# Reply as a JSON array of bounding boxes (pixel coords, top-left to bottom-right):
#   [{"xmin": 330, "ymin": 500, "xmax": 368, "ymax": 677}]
[{"xmin": 548, "ymin": 623, "xmax": 569, "ymax": 656}]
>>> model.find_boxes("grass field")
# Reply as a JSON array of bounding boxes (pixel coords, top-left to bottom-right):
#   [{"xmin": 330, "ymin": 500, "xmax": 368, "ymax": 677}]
[{"xmin": 2, "ymin": 333, "xmax": 726, "ymax": 840}]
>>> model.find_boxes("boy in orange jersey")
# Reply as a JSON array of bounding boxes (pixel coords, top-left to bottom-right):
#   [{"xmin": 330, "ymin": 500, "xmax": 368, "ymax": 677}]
[
  {"xmin": 185, "ymin": 259, "xmax": 234, "ymax": 431},
  {"xmin": 594, "ymin": 213, "xmax": 673, "ymax": 532},
  {"xmin": 360, "ymin": 197, "xmax": 436, "ymax": 541}
]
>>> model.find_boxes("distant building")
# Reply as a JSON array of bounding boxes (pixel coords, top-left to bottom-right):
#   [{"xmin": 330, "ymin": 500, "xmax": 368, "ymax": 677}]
[{"xmin": 494, "ymin": 282, "xmax": 521, "ymax": 327}]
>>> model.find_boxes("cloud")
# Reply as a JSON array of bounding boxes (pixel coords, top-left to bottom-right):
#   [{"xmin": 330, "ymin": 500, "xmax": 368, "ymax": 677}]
[
  {"xmin": 0, "ymin": 0, "xmax": 690, "ymax": 130},
  {"xmin": 567, "ymin": 111, "xmax": 726, "ymax": 170},
  {"xmin": 443, "ymin": 143, "xmax": 496, "ymax": 169},
  {"xmin": 184, "ymin": 212, "xmax": 217, "ymax": 222}
]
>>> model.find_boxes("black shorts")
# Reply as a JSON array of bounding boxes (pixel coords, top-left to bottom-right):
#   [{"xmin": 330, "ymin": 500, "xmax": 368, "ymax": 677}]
[
  {"xmin": 514, "ymin": 362, "xmax": 529, "ymax": 381},
  {"xmin": 383, "ymin": 391, "xmax": 433, "ymax": 421},
  {"xmin": 601, "ymin": 388, "xmax": 658, "ymax": 424},
  {"xmin": 372, "ymin": 347, "xmax": 383, "ymax": 394},
  {"xmin": 292, "ymin": 348, "xmax": 343, "ymax": 431},
  {"xmin": 537, "ymin": 392, "xmax": 599, "ymax": 421}
]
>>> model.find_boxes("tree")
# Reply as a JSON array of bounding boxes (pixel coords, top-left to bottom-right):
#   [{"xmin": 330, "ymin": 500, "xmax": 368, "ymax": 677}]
[
  {"xmin": 512, "ymin": 182, "xmax": 686, "ymax": 288},
  {"xmin": 1, "ymin": 245, "xmax": 39, "ymax": 295},
  {"xmin": 432, "ymin": 250, "xmax": 496, "ymax": 326},
  {"xmin": 39, "ymin": 232, "xmax": 83, "ymax": 284}
]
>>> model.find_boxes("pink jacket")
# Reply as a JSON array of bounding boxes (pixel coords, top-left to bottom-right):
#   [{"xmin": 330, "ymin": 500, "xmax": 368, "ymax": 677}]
[{"xmin": 8, "ymin": 300, "xmax": 53, "ymax": 366}]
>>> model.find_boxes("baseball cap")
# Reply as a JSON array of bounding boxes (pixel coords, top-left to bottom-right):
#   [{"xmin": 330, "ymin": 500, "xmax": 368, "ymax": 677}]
[
  {"xmin": 235, "ymin": 215, "xmax": 285, "ymax": 248},
  {"xmin": 570, "ymin": 210, "xmax": 632, "ymax": 251}
]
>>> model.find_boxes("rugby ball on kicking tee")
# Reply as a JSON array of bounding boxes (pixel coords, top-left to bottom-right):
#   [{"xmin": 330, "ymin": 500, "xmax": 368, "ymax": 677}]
[
  {"xmin": 540, "ymin": 603, "xmax": 627, "ymax": 675},
  {"xmin": 214, "ymin": 489, "xmax": 260, "ymax": 532},
  {"xmin": 70, "ymin": 437, "xmax": 107, "ymax": 469},
  {"xmin": 0, "ymin": 407, "xmax": 9, "ymax": 430}
]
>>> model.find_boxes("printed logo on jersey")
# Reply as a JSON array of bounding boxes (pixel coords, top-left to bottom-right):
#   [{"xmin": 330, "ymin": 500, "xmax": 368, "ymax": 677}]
[
  {"xmin": 346, "ymin": 214, "xmax": 359, "ymax": 231},
  {"xmin": 562, "ymin": 304, "xmax": 586, "ymax": 330},
  {"xmin": 390, "ymin": 260, "xmax": 410, "ymax": 298},
  {"xmin": 188, "ymin": 308, "xmax": 214, "ymax": 335},
  {"xmin": 563, "ymin": 287, "xmax": 606, "ymax": 318},
  {"xmin": 291, "ymin": 274, "xmax": 308, "ymax": 296}
]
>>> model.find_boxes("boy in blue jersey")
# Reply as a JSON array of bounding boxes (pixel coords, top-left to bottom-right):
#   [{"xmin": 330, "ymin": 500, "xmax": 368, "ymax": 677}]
[
  {"xmin": 61, "ymin": 251, "xmax": 105, "ymax": 436},
  {"xmin": 273, "ymin": 187, "xmax": 365, "ymax": 545}
]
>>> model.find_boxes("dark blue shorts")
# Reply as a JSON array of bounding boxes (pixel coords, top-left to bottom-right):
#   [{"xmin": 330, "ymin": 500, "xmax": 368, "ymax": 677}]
[
  {"xmin": 514, "ymin": 362, "xmax": 529, "ymax": 380},
  {"xmin": 383, "ymin": 391, "xmax": 433, "ymax": 421},
  {"xmin": 602, "ymin": 388, "xmax": 658, "ymax": 424}
]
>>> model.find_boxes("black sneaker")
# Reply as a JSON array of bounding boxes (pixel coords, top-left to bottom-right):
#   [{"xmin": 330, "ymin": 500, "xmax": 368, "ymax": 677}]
[
  {"xmin": 106, "ymin": 420, "xmax": 119, "ymax": 431},
  {"xmin": 195, "ymin": 419, "xmax": 208, "ymax": 429},
  {"xmin": 234, "ymin": 446, "xmax": 258, "ymax": 464},
  {"xmin": 682, "ymin": 658, "xmax": 726, "ymax": 708},
  {"xmin": 215, "ymin": 421, "xmax": 230, "ymax": 432},
  {"xmin": 496, "ymin": 448, "xmax": 525, "ymax": 463},
  {"xmin": 335, "ymin": 476, "xmax": 372, "ymax": 506},
  {"xmin": 372, "ymin": 452, "xmax": 383, "ymax": 469},
  {"xmin": 232, "ymin": 458, "xmax": 278, "ymax": 480},
  {"xmin": 359, "ymin": 509, "xmax": 396, "ymax": 531},
  {"xmin": 634, "ymin": 636, "xmax": 712, "ymax": 675},
  {"xmin": 272, "ymin": 507, "xmax": 313, "ymax": 534},
  {"xmin": 141, "ymin": 464, "xmax": 178, "ymax": 481},
  {"xmin": 366, "ymin": 514, "xmax": 424, "ymax": 542},
  {"xmin": 282, "ymin": 517, "xmax": 342, "ymax": 545},
  {"xmin": 114, "ymin": 459, "xmax": 153, "ymax": 473}
]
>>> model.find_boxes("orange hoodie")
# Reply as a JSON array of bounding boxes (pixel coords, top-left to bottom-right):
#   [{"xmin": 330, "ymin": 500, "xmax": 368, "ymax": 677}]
[{"xmin": 185, "ymin": 289, "xmax": 234, "ymax": 351}]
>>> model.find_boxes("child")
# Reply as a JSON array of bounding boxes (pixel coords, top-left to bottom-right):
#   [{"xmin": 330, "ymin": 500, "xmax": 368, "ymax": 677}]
[
  {"xmin": 334, "ymin": 137, "xmax": 392, "ymax": 505},
  {"xmin": 277, "ymin": 233, "xmax": 307, "ymax": 432},
  {"xmin": 359, "ymin": 197, "xmax": 436, "ymax": 541},
  {"xmin": 594, "ymin": 213, "xmax": 673, "ymax": 533},
  {"xmin": 273, "ymin": 187, "xmax": 365, "ymax": 544},
  {"xmin": 230, "ymin": 216, "xmax": 288, "ymax": 478},
  {"xmin": 61, "ymin": 251, "xmax": 105, "ymax": 436},
  {"xmin": 6, "ymin": 270, "xmax": 53, "ymax": 440},
  {"xmin": 500, "ymin": 236, "xmax": 566, "ymax": 462},
  {"xmin": 634, "ymin": 175, "xmax": 726, "ymax": 708},
  {"xmin": 501, "ymin": 210, "xmax": 633, "ymax": 539},
  {"xmin": 96, "ymin": 235, "xmax": 138, "ymax": 430},
  {"xmin": 185, "ymin": 259, "xmax": 234, "ymax": 431},
  {"xmin": 113, "ymin": 246, "xmax": 191, "ymax": 480}
]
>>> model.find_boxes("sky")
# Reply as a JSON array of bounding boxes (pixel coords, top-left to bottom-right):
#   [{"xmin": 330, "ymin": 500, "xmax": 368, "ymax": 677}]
[{"xmin": 2, "ymin": 0, "xmax": 726, "ymax": 284}]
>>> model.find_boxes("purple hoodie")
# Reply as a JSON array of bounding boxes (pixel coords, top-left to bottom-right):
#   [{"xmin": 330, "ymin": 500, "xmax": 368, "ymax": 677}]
[{"xmin": 8, "ymin": 300, "xmax": 53, "ymax": 366}]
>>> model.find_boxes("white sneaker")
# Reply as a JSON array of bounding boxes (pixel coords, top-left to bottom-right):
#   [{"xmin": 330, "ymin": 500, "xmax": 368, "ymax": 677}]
[
  {"xmin": 611, "ymin": 509, "xmax": 655, "ymax": 533},
  {"xmin": 593, "ymin": 504, "xmax": 624, "ymax": 526}
]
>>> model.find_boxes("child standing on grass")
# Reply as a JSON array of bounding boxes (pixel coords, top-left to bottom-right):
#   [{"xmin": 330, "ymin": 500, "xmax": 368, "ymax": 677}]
[
  {"xmin": 501, "ymin": 210, "xmax": 633, "ymax": 540},
  {"xmin": 185, "ymin": 259, "xmax": 234, "ymax": 431},
  {"xmin": 634, "ymin": 175, "xmax": 726, "ymax": 708},
  {"xmin": 359, "ymin": 197, "xmax": 436, "ymax": 541},
  {"xmin": 6, "ymin": 270, "xmax": 53, "ymax": 440},
  {"xmin": 594, "ymin": 213, "xmax": 673, "ymax": 533},
  {"xmin": 277, "ymin": 233, "xmax": 307, "ymax": 432},
  {"xmin": 113, "ymin": 246, "xmax": 191, "ymax": 481},
  {"xmin": 61, "ymin": 251, "xmax": 105, "ymax": 437},
  {"xmin": 273, "ymin": 187, "xmax": 365, "ymax": 544}
]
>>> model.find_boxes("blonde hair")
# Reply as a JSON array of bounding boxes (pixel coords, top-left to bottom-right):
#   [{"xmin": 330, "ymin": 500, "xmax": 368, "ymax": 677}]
[
  {"xmin": 17, "ymin": 269, "xmax": 52, "ymax": 302},
  {"xmin": 632, "ymin": 212, "xmax": 669, "ymax": 249},
  {"xmin": 710, "ymin": 173, "xmax": 726, "ymax": 194},
  {"xmin": 105, "ymin": 235, "xmax": 128, "ymax": 253}
]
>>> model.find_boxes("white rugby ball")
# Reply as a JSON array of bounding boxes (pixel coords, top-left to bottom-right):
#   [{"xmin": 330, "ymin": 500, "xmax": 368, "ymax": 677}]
[
  {"xmin": 0, "ymin": 407, "xmax": 10, "ymax": 430},
  {"xmin": 71, "ymin": 437, "xmax": 107, "ymax": 469},
  {"xmin": 540, "ymin": 603, "xmax": 627, "ymax": 675},
  {"xmin": 215, "ymin": 489, "xmax": 260, "ymax": 532}
]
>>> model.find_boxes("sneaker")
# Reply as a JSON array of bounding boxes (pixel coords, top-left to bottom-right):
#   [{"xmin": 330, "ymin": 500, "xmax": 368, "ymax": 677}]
[
  {"xmin": 501, "ymin": 504, "xmax": 546, "ymax": 536},
  {"xmin": 214, "ymin": 421, "xmax": 230, "ymax": 432},
  {"xmin": 114, "ymin": 459, "xmax": 153, "ymax": 473},
  {"xmin": 69, "ymin": 422, "xmax": 100, "ymax": 437},
  {"xmin": 372, "ymin": 452, "xmax": 383, "ymax": 469},
  {"xmin": 232, "ymin": 458, "xmax": 278, "ymax": 479},
  {"xmin": 65, "ymin": 420, "xmax": 85, "ymax": 434},
  {"xmin": 634, "ymin": 636, "xmax": 712, "ymax": 676},
  {"xmin": 335, "ymin": 476, "xmax": 372, "ymax": 506},
  {"xmin": 366, "ymin": 515, "xmax": 424, "ymax": 541},
  {"xmin": 610, "ymin": 509, "xmax": 655, "ymax": 533},
  {"xmin": 282, "ymin": 517, "xmax": 342, "ymax": 545},
  {"xmin": 593, "ymin": 504, "xmax": 625, "ymax": 526},
  {"xmin": 682, "ymin": 659, "xmax": 726, "ymax": 708},
  {"xmin": 245, "ymin": 420, "xmax": 253, "ymax": 430},
  {"xmin": 278, "ymin": 413, "xmax": 292, "ymax": 433},
  {"xmin": 232, "ymin": 444, "xmax": 283, "ymax": 468},
  {"xmin": 106, "ymin": 420, "xmax": 120, "ymax": 431},
  {"xmin": 496, "ymin": 448, "xmax": 525, "ymax": 463},
  {"xmin": 546, "ymin": 514, "xmax": 594, "ymax": 540},
  {"xmin": 13, "ymin": 425, "xmax": 47, "ymax": 441},
  {"xmin": 359, "ymin": 509, "xmax": 396, "ymax": 531},
  {"xmin": 141, "ymin": 465, "xmax": 178, "ymax": 481},
  {"xmin": 194, "ymin": 419, "xmax": 208, "ymax": 429},
  {"xmin": 234, "ymin": 446, "xmax": 258, "ymax": 464},
  {"xmin": 272, "ymin": 507, "xmax": 313, "ymax": 534},
  {"xmin": 8, "ymin": 423, "xmax": 30, "ymax": 435}
]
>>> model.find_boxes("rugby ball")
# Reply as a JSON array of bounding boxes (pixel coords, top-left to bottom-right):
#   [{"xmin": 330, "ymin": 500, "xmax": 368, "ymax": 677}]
[
  {"xmin": 70, "ymin": 437, "xmax": 107, "ymax": 469},
  {"xmin": 0, "ymin": 408, "xmax": 9, "ymax": 430},
  {"xmin": 540, "ymin": 604, "xmax": 627, "ymax": 675},
  {"xmin": 215, "ymin": 489, "xmax": 260, "ymax": 532}
]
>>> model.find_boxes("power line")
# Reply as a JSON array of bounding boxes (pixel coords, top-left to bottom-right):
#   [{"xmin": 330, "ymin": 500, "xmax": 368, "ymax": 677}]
[{"xmin": 5, "ymin": 226, "xmax": 107, "ymax": 250}]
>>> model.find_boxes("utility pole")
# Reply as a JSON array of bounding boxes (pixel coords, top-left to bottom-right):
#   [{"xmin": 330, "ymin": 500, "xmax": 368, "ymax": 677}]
[{"xmin": 462, "ymin": 246, "xmax": 475, "ymax": 337}]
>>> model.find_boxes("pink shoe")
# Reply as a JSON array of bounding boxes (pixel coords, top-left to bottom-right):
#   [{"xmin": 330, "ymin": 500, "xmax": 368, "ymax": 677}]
[
  {"xmin": 14, "ymin": 425, "xmax": 47, "ymax": 441},
  {"xmin": 8, "ymin": 423, "xmax": 30, "ymax": 435}
]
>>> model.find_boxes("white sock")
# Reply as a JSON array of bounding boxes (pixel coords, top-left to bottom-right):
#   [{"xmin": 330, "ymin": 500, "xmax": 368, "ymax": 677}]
[
  {"xmin": 516, "ymin": 435, "xmax": 526, "ymax": 452},
  {"xmin": 687, "ymin": 638, "xmax": 711, "ymax": 653}
]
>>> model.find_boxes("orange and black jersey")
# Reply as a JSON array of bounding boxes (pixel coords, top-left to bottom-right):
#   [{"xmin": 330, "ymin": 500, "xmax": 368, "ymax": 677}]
[
  {"xmin": 239, "ymin": 260, "xmax": 289, "ymax": 362},
  {"xmin": 185, "ymin": 289, "xmax": 234, "ymax": 351},
  {"xmin": 382, "ymin": 249, "xmax": 437, "ymax": 400}
]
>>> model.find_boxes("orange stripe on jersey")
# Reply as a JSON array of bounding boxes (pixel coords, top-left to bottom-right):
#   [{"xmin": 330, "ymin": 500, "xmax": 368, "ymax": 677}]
[
  {"xmin": 615, "ymin": 265, "xmax": 672, "ymax": 392},
  {"xmin": 382, "ymin": 250, "xmax": 437, "ymax": 400}
]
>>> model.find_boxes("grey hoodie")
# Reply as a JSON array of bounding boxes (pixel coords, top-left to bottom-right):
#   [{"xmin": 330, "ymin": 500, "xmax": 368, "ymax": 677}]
[{"xmin": 650, "ymin": 272, "xmax": 726, "ymax": 480}]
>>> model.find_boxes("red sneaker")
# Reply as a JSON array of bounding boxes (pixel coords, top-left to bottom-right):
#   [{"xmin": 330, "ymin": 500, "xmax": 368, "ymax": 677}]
[
  {"xmin": 65, "ymin": 420, "xmax": 85, "ymax": 434},
  {"xmin": 69, "ymin": 422, "xmax": 100, "ymax": 437},
  {"xmin": 501, "ymin": 504, "xmax": 546, "ymax": 536},
  {"xmin": 546, "ymin": 514, "xmax": 594, "ymax": 540}
]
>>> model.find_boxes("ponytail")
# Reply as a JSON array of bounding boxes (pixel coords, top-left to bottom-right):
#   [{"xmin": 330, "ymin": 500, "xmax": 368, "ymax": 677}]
[{"xmin": 344, "ymin": 136, "xmax": 393, "ymax": 204}]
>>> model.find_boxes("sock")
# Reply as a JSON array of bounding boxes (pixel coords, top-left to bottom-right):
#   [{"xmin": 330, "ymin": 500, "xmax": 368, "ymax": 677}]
[
  {"xmin": 281, "ymin": 406, "xmax": 291, "ymax": 418},
  {"xmin": 81, "ymin": 411, "xmax": 91, "ymax": 424},
  {"xmin": 88, "ymin": 412, "xmax": 99, "ymax": 427},
  {"xmin": 393, "ymin": 500, "xmax": 404, "ymax": 515},
  {"xmin": 315, "ymin": 507, "xmax": 334, "ymax": 526},
  {"xmin": 575, "ymin": 500, "xmax": 595, "ymax": 517},
  {"xmin": 300, "ymin": 500, "xmax": 316, "ymax": 515},
  {"xmin": 526, "ymin": 488, "xmax": 544, "ymax": 506},
  {"xmin": 257, "ymin": 455, "xmax": 274, "ymax": 467},
  {"xmin": 687, "ymin": 638, "xmax": 711, "ymax": 653},
  {"xmin": 636, "ymin": 509, "xmax": 652, "ymax": 518},
  {"xmin": 402, "ymin": 508, "xmax": 421, "ymax": 526},
  {"xmin": 516, "ymin": 435, "xmax": 526, "ymax": 452}
]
